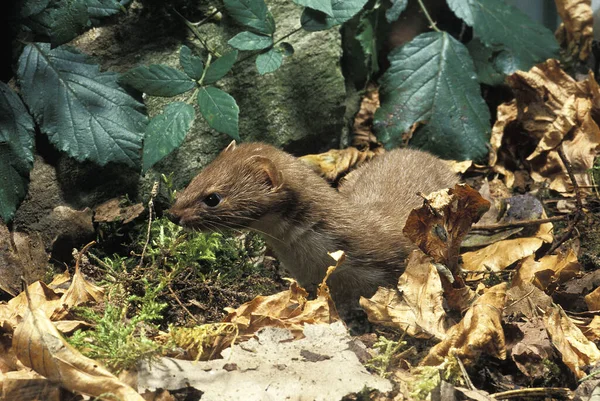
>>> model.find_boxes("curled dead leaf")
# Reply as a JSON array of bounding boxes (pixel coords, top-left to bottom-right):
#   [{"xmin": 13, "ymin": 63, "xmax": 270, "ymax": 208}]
[
  {"xmin": 300, "ymin": 147, "xmax": 380, "ymax": 182},
  {"xmin": 421, "ymin": 283, "xmax": 507, "ymax": 366},
  {"xmin": 555, "ymin": 0, "xmax": 594, "ymax": 61},
  {"xmin": 352, "ymin": 84, "xmax": 380, "ymax": 148},
  {"xmin": 403, "ymin": 184, "xmax": 490, "ymax": 274},
  {"xmin": 585, "ymin": 286, "xmax": 600, "ymax": 311},
  {"xmin": 513, "ymin": 249, "xmax": 581, "ymax": 292},
  {"xmin": 13, "ymin": 303, "xmax": 144, "ymax": 400},
  {"xmin": 544, "ymin": 303, "xmax": 600, "ymax": 379},
  {"xmin": 359, "ymin": 250, "xmax": 447, "ymax": 340}
]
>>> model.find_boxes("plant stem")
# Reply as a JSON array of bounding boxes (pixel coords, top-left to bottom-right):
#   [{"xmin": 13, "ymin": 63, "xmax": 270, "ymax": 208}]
[
  {"xmin": 173, "ymin": 8, "xmax": 220, "ymax": 57},
  {"xmin": 416, "ymin": 0, "xmax": 441, "ymax": 33}
]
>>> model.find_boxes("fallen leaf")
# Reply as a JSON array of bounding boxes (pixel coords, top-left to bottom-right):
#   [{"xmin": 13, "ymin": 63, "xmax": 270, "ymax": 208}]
[
  {"xmin": 462, "ymin": 221, "xmax": 553, "ymax": 277},
  {"xmin": 506, "ymin": 320, "xmax": 556, "ymax": 379},
  {"xmin": 544, "ymin": 303, "xmax": 600, "ymax": 379},
  {"xmin": 54, "ymin": 320, "xmax": 91, "ymax": 335},
  {"xmin": 94, "ymin": 198, "xmax": 145, "ymax": 224},
  {"xmin": 579, "ymin": 315, "xmax": 600, "ymax": 341},
  {"xmin": 505, "ymin": 282, "xmax": 553, "ymax": 319},
  {"xmin": 4, "ymin": 281, "xmax": 64, "ymax": 330},
  {"xmin": 446, "ymin": 160, "xmax": 472, "ymax": 174},
  {"xmin": 352, "ymin": 84, "xmax": 381, "ymax": 147},
  {"xmin": 403, "ymin": 184, "xmax": 490, "ymax": 274},
  {"xmin": 492, "ymin": 60, "xmax": 600, "ymax": 195},
  {"xmin": 585, "ymin": 286, "xmax": 600, "ymax": 310},
  {"xmin": 555, "ymin": 0, "xmax": 594, "ymax": 61},
  {"xmin": 513, "ymin": 249, "xmax": 581, "ymax": 292},
  {"xmin": 421, "ymin": 283, "xmax": 507, "ymax": 366},
  {"xmin": 300, "ymin": 147, "xmax": 380, "ymax": 182},
  {"xmin": 13, "ymin": 298, "xmax": 144, "ymax": 400},
  {"xmin": 360, "ymin": 250, "xmax": 447, "ymax": 340},
  {"xmin": 1, "ymin": 370, "xmax": 61, "ymax": 401},
  {"xmin": 59, "ymin": 258, "xmax": 104, "ymax": 312}
]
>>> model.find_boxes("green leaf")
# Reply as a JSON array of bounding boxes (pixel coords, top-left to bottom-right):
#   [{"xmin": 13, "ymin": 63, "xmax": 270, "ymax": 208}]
[
  {"xmin": 291, "ymin": 0, "xmax": 333, "ymax": 17},
  {"xmin": 0, "ymin": 83, "xmax": 35, "ymax": 223},
  {"xmin": 203, "ymin": 51, "xmax": 238, "ymax": 85},
  {"xmin": 446, "ymin": 0, "xmax": 559, "ymax": 73},
  {"xmin": 256, "ymin": 48, "xmax": 283, "ymax": 75},
  {"xmin": 28, "ymin": 0, "xmax": 89, "ymax": 47},
  {"xmin": 356, "ymin": 8, "xmax": 378, "ymax": 75},
  {"xmin": 301, "ymin": 0, "xmax": 368, "ymax": 31},
  {"xmin": 19, "ymin": 0, "xmax": 50, "ymax": 18},
  {"xmin": 120, "ymin": 64, "xmax": 196, "ymax": 97},
  {"xmin": 228, "ymin": 31, "xmax": 273, "ymax": 51},
  {"xmin": 223, "ymin": 0, "xmax": 275, "ymax": 35},
  {"xmin": 84, "ymin": 0, "xmax": 122, "ymax": 19},
  {"xmin": 17, "ymin": 43, "xmax": 147, "ymax": 167},
  {"xmin": 179, "ymin": 45, "xmax": 204, "ymax": 80},
  {"xmin": 142, "ymin": 102, "xmax": 195, "ymax": 173},
  {"xmin": 197, "ymin": 87, "xmax": 240, "ymax": 140},
  {"xmin": 466, "ymin": 39, "xmax": 505, "ymax": 86},
  {"xmin": 374, "ymin": 32, "xmax": 491, "ymax": 161},
  {"xmin": 386, "ymin": 0, "xmax": 407, "ymax": 22}
]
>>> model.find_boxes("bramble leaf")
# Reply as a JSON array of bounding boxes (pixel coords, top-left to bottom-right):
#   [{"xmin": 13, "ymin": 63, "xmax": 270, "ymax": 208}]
[
  {"xmin": 301, "ymin": 0, "xmax": 368, "ymax": 31},
  {"xmin": 203, "ymin": 51, "xmax": 238, "ymax": 85},
  {"xmin": 447, "ymin": 0, "xmax": 559, "ymax": 73},
  {"xmin": 223, "ymin": 0, "xmax": 275, "ymax": 35},
  {"xmin": 85, "ymin": 0, "xmax": 123, "ymax": 19},
  {"xmin": 142, "ymin": 102, "xmax": 195, "ymax": 173},
  {"xmin": 17, "ymin": 43, "xmax": 147, "ymax": 167},
  {"xmin": 228, "ymin": 31, "xmax": 273, "ymax": 51},
  {"xmin": 120, "ymin": 64, "xmax": 196, "ymax": 97},
  {"xmin": 374, "ymin": 32, "xmax": 491, "ymax": 161},
  {"xmin": 256, "ymin": 48, "xmax": 283, "ymax": 75},
  {"xmin": 197, "ymin": 87, "xmax": 240, "ymax": 140},
  {"xmin": 291, "ymin": 0, "xmax": 333, "ymax": 17},
  {"xmin": 179, "ymin": 45, "xmax": 204, "ymax": 80},
  {"xmin": 0, "ymin": 83, "xmax": 35, "ymax": 222},
  {"xmin": 28, "ymin": 0, "xmax": 89, "ymax": 47}
]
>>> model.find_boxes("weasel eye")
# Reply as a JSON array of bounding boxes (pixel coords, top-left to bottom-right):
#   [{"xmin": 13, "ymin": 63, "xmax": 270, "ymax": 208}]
[{"xmin": 203, "ymin": 193, "xmax": 221, "ymax": 207}]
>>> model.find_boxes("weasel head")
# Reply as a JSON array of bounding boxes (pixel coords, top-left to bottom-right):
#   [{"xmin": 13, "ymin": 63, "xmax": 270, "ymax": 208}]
[{"xmin": 168, "ymin": 141, "xmax": 287, "ymax": 232}]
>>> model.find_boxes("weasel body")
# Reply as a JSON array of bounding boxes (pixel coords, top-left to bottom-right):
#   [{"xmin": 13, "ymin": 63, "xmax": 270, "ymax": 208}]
[{"xmin": 169, "ymin": 142, "xmax": 457, "ymax": 308}]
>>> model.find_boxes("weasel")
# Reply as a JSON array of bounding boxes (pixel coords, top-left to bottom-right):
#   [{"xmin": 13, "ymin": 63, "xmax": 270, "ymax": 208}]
[{"xmin": 169, "ymin": 142, "xmax": 457, "ymax": 310}]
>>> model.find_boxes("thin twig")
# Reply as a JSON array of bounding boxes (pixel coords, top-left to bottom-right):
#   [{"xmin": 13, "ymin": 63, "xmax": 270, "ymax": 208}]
[
  {"xmin": 76, "ymin": 241, "xmax": 97, "ymax": 273},
  {"xmin": 173, "ymin": 8, "xmax": 219, "ymax": 57},
  {"xmin": 168, "ymin": 284, "xmax": 199, "ymax": 324},
  {"xmin": 139, "ymin": 182, "xmax": 159, "ymax": 269},
  {"xmin": 491, "ymin": 387, "xmax": 573, "ymax": 400},
  {"xmin": 416, "ymin": 0, "xmax": 441, "ymax": 32},
  {"xmin": 471, "ymin": 215, "xmax": 567, "ymax": 231},
  {"xmin": 545, "ymin": 145, "xmax": 585, "ymax": 255}
]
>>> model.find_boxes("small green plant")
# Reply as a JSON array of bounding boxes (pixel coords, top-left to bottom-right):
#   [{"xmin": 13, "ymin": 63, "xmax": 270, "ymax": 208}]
[
  {"xmin": 365, "ymin": 335, "xmax": 407, "ymax": 377},
  {"xmin": 69, "ymin": 278, "xmax": 167, "ymax": 372},
  {"xmin": 411, "ymin": 354, "xmax": 465, "ymax": 400}
]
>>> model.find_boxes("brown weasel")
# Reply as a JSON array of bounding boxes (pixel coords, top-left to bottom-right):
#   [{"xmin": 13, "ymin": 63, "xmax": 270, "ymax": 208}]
[{"xmin": 169, "ymin": 142, "xmax": 457, "ymax": 310}]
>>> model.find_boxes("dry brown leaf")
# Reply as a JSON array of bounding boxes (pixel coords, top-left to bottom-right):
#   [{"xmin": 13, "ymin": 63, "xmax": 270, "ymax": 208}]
[
  {"xmin": 403, "ymin": 184, "xmax": 490, "ymax": 274},
  {"xmin": 445, "ymin": 160, "xmax": 472, "ymax": 174},
  {"xmin": 300, "ymin": 147, "xmax": 380, "ymax": 182},
  {"xmin": 585, "ymin": 286, "xmax": 600, "ymax": 311},
  {"xmin": 47, "ymin": 270, "xmax": 71, "ymax": 292},
  {"xmin": 223, "ymin": 251, "xmax": 341, "ymax": 339},
  {"xmin": 555, "ymin": 0, "xmax": 594, "ymax": 61},
  {"xmin": 461, "ymin": 221, "xmax": 553, "ymax": 277},
  {"xmin": 507, "ymin": 320, "xmax": 556, "ymax": 379},
  {"xmin": 513, "ymin": 249, "xmax": 581, "ymax": 292},
  {"xmin": 54, "ymin": 320, "xmax": 91, "ymax": 335},
  {"xmin": 492, "ymin": 60, "xmax": 600, "ymax": 195},
  {"xmin": 359, "ymin": 250, "xmax": 447, "ymax": 339},
  {"xmin": 579, "ymin": 315, "xmax": 600, "ymax": 341},
  {"xmin": 13, "ymin": 301, "xmax": 144, "ymax": 400},
  {"xmin": 94, "ymin": 198, "xmax": 145, "ymax": 224},
  {"xmin": 352, "ymin": 84, "xmax": 380, "ymax": 147},
  {"xmin": 505, "ymin": 282, "xmax": 553, "ymax": 319},
  {"xmin": 544, "ymin": 303, "xmax": 600, "ymax": 379},
  {"xmin": 3, "ymin": 282, "xmax": 64, "ymax": 330},
  {"xmin": 421, "ymin": 283, "xmax": 507, "ymax": 366},
  {"xmin": 1, "ymin": 369, "xmax": 61, "ymax": 401},
  {"xmin": 59, "ymin": 260, "xmax": 104, "ymax": 312}
]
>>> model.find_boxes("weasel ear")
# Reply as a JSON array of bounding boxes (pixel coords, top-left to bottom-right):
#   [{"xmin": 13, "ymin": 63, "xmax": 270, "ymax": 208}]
[
  {"xmin": 223, "ymin": 140, "xmax": 237, "ymax": 153},
  {"xmin": 248, "ymin": 155, "xmax": 283, "ymax": 191}
]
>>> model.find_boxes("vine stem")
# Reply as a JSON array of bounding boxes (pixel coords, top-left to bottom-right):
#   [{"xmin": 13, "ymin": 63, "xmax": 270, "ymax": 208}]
[{"xmin": 417, "ymin": 0, "xmax": 441, "ymax": 32}]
